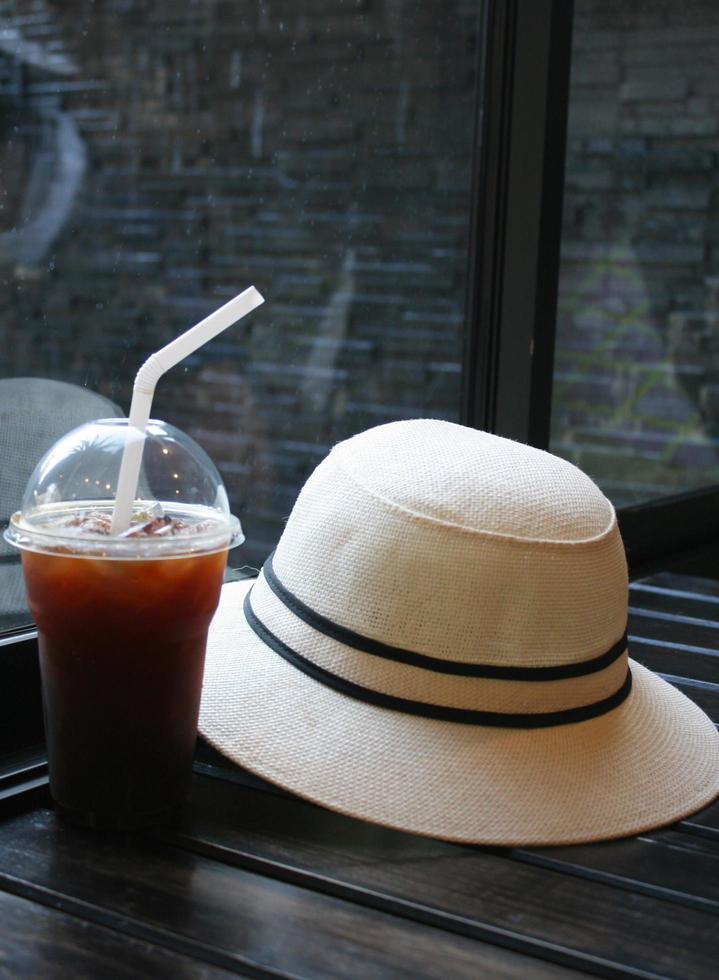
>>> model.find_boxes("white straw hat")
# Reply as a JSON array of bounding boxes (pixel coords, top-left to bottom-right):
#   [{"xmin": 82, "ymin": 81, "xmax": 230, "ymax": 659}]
[{"xmin": 199, "ymin": 419, "xmax": 719, "ymax": 845}]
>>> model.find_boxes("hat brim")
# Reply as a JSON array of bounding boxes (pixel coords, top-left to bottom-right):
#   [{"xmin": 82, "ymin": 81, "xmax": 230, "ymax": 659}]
[{"xmin": 199, "ymin": 580, "xmax": 719, "ymax": 846}]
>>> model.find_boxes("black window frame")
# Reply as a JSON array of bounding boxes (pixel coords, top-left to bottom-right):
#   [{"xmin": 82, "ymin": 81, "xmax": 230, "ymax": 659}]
[{"xmin": 2, "ymin": 0, "xmax": 719, "ymax": 754}]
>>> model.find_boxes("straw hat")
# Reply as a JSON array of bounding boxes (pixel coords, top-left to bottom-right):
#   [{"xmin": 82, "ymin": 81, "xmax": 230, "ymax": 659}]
[{"xmin": 199, "ymin": 420, "xmax": 719, "ymax": 845}]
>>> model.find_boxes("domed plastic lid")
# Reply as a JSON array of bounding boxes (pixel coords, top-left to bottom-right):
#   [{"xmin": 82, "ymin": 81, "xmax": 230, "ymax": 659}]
[{"xmin": 5, "ymin": 418, "xmax": 243, "ymax": 558}]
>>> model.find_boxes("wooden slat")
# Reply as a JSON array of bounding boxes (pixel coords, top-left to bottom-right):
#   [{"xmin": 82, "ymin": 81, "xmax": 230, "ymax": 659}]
[
  {"xmin": 680, "ymin": 797, "xmax": 719, "ymax": 834},
  {"xmin": 0, "ymin": 888, "xmax": 244, "ymax": 979},
  {"xmin": 630, "ymin": 606, "xmax": 719, "ymax": 632},
  {"xmin": 0, "ymin": 808, "xmax": 579, "ymax": 980},
  {"xmin": 516, "ymin": 828, "xmax": 719, "ymax": 913},
  {"xmin": 637, "ymin": 573, "xmax": 719, "ymax": 601},
  {"xmin": 628, "ymin": 606, "xmax": 719, "ymax": 653},
  {"xmin": 627, "ymin": 593, "xmax": 719, "ymax": 721},
  {"xmin": 630, "ymin": 582, "xmax": 719, "ymax": 619},
  {"xmin": 156, "ymin": 772, "xmax": 718, "ymax": 980},
  {"xmin": 0, "ymin": 748, "xmax": 50, "ymax": 826},
  {"xmin": 626, "ymin": 635, "xmax": 718, "ymax": 684}
]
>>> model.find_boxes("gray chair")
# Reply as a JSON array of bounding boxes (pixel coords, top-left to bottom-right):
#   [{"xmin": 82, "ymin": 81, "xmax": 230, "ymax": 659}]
[{"xmin": 0, "ymin": 378, "xmax": 122, "ymax": 631}]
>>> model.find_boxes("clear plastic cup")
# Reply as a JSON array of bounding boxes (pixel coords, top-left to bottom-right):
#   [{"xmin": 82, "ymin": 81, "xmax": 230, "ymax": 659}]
[{"xmin": 4, "ymin": 418, "xmax": 243, "ymax": 829}]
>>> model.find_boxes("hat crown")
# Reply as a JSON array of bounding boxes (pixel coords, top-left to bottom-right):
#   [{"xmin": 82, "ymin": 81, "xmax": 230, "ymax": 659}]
[
  {"xmin": 272, "ymin": 419, "xmax": 627, "ymax": 672},
  {"xmin": 330, "ymin": 419, "xmax": 613, "ymax": 543}
]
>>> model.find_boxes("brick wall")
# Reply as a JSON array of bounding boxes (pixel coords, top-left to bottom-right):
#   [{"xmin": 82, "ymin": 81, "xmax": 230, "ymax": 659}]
[{"xmin": 554, "ymin": 0, "xmax": 719, "ymax": 504}]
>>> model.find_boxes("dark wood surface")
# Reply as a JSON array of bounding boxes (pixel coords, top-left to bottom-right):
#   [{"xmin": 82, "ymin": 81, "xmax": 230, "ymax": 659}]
[{"xmin": 0, "ymin": 572, "xmax": 717, "ymax": 979}]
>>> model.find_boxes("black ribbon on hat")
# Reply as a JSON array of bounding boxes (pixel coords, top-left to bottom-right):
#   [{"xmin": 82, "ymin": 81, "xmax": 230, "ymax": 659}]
[
  {"xmin": 243, "ymin": 557, "xmax": 633, "ymax": 729},
  {"xmin": 262, "ymin": 552, "xmax": 628, "ymax": 680}
]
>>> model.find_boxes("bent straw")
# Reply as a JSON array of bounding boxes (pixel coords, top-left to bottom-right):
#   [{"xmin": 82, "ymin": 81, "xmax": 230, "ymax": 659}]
[{"xmin": 111, "ymin": 286, "xmax": 265, "ymax": 534}]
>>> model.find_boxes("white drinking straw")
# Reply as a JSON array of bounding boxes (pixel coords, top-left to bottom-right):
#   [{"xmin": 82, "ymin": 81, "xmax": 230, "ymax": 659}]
[{"xmin": 111, "ymin": 285, "xmax": 265, "ymax": 534}]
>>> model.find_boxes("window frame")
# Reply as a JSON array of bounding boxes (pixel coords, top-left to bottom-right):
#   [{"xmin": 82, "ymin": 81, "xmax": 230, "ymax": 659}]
[{"xmin": 462, "ymin": 0, "xmax": 573, "ymax": 450}]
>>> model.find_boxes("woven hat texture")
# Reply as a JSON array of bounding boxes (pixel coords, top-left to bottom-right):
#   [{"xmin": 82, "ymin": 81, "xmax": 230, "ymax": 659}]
[{"xmin": 199, "ymin": 419, "xmax": 719, "ymax": 845}]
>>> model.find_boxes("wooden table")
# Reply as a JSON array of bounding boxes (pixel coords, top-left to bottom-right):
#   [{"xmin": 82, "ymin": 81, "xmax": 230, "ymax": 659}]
[{"xmin": 0, "ymin": 571, "xmax": 717, "ymax": 979}]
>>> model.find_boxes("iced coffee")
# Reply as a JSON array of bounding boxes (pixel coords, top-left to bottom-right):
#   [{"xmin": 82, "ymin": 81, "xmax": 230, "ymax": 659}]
[{"xmin": 5, "ymin": 418, "xmax": 243, "ymax": 829}]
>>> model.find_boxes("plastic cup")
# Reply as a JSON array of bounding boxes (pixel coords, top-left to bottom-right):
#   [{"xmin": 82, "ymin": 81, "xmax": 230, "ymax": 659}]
[{"xmin": 4, "ymin": 418, "xmax": 243, "ymax": 829}]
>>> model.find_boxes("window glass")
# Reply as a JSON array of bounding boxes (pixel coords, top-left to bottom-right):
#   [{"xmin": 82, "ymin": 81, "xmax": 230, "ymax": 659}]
[
  {"xmin": 552, "ymin": 1, "xmax": 719, "ymax": 505},
  {"xmin": 0, "ymin": 1, "xmax": 481, "ymax": 630}
]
